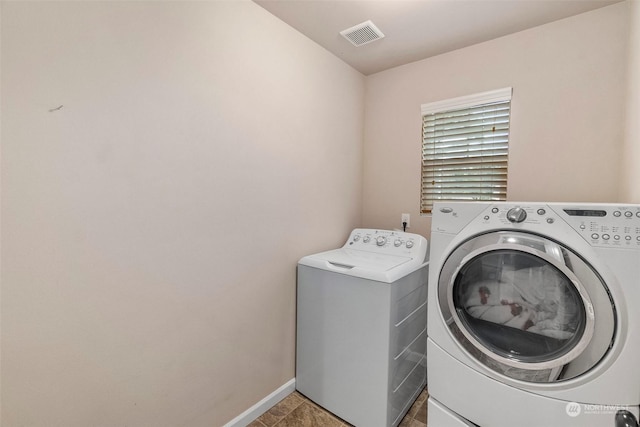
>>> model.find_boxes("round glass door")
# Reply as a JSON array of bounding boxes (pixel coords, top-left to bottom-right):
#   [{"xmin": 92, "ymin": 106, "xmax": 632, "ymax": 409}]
[{"xmin": 439, "ymin": 231, "xmax": 615, "ymax": 383}]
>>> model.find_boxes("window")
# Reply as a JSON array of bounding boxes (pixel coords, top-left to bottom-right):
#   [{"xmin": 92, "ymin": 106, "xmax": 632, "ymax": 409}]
[{"xmin": 420, "ymin": 88, "xmax": 512, "ymax": 214}]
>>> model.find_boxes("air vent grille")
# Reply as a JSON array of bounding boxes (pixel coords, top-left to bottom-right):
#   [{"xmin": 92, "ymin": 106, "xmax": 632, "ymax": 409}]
[{"xmin": 340, "ymin": 20, "xmax": 384, "ymax": 47}]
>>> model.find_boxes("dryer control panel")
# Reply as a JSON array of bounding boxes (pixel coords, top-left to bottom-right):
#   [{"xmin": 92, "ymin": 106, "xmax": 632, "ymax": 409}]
[
  {"xmin": 470, "ymin": 203, "xmax": 640, "ymax": 249},
  {"xmin": 552, "ymin": 204, "xmax": 640, "ymax": 249}
]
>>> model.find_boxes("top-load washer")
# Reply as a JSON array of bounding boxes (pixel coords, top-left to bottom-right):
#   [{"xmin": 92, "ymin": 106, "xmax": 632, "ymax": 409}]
[
  {"xmin": 427, "ymin": 202, "xmax": 640, "ymax": 427},
  {"xmin": 296, "ymin": 228, "xmax": 428, "ymax": 427}
]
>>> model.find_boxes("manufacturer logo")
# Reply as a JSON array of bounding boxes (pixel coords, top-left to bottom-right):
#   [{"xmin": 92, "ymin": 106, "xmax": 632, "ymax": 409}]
[{"xmin": 566, "ymin": 402, "xmax": 582, "ymax": 417}]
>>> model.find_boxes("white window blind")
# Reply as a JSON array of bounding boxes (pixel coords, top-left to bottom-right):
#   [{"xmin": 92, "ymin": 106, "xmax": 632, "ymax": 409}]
[{"xmin": 421, "ymin": 88, "xmax": 512, "ymax": 214}]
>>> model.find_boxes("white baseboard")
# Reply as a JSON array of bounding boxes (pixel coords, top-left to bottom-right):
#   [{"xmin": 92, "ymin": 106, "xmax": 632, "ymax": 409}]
[{"xmin": 223, "ymin": 378, "xmax": 296, "ymax": 427}]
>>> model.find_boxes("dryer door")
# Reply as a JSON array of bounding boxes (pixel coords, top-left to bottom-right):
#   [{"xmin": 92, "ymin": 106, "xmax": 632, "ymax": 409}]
[{"xmin": 438, "ymin": 231, "xmax": 615, "ymax": 383}]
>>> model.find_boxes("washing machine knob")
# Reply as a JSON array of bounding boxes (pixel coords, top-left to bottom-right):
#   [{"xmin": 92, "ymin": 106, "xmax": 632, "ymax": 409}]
[
  {"xmin": 376, "ymin": 236, "xmax": 387, "ymax": 246},
  {"xmin": 506, "ymin": 207, "xmax": 527, "ymax": 223},
  {"xmin": 394, "ymin": 239, "xmax": 402, "ymax": 247}
]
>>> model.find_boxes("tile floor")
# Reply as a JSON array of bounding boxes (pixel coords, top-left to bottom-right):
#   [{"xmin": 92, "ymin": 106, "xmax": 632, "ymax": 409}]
[{"xmin": 248, "ymin": 387, "xmax": 428, "ymax": 427}]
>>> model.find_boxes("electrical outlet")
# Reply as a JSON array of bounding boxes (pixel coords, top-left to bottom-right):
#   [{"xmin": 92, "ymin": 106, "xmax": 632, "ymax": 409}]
[{"xmin": 401, "ymin": 213, "xmax": 410, "ymax": 229}]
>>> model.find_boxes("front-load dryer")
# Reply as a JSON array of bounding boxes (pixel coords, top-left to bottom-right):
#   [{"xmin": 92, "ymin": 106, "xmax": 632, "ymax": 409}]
[
  {"xmin": 427, "ymin": 202, "xmax": 640, "ymax": 427},
  {"xmin": 296, "ymin": 228, "xmax": 428, "ymax": 427}
]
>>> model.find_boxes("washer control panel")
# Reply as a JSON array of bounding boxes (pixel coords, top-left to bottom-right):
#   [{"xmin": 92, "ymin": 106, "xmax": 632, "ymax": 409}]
[
  {"xmin": 477, "ymin": 203, "xmax": 640, "ymax": 249},
  {"xmin": 345, "ymin": 228, "xmax": 428, "ymax": 258}
]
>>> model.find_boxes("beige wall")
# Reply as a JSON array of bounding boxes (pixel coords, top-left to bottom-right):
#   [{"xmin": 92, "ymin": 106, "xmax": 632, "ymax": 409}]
[
  {"xmin": 363, "ymin": 3, "xmax": 629, "ymax": 236},
  {"xmin": 621, "ymin": 0, "xmax": 640, "ymax": 202},
  {"xmin": 0, "ymin": 2, "xmax": 363, "ymax": 426}
]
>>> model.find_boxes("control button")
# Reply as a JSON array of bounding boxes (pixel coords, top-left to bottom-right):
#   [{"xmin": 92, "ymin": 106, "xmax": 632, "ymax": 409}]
[
  {"xmin": 580, "ymin": 224, "xmax": 586, "ymax": 229},
  {"xmin": 614, "ymin": 211, "xmax": 622, "ymax": 217},
  {"xmin": 626, "ymin": 235, "xmax": 632, "ymax": 241},
  {"xmin": 614, "ymin": 235, "xmax": 620, "ymax": 240},
  {"xmin": 637, "ymin": 236, "xmax": 640, "ymax": 242},
  {"xmin": 406, "ymin": 240, "xmax": 414, "ymax": 249},
  {"xmin": 546, "ymin": 218, "xmax": 554, "ymax": 224},
  {"xmin": 625, "ymin": 211, "xmax": 633, "ymax": 218},
  {"xmin": 353, "ymin": 235, "xmax": 360, "ymax": 242},
  {"xmin": 602, "ymin": 234, "xmax": 610, "ymax": 240},
  {"xmin": 506, "ymin": 207, "xmax": 527, "ymax": 223},
  {"xmin": 537, "ymin": 208, "xmax": 546, "ymax": 215},
  {"xmin": 440, "ymin": 207, "xmax": 453, "ymax": 213},
  {"xmin": 491, "ymin": 208, "xmax": 499, "ymax": 214},
  {"xmin": 484, "ymin": 215, "xmax": 490, "ymax": 221},
  {"xmin": 363, "ymin": 236, "xmax": 371, "ymax": 243},
  {"xmin": 394, "ymin": 239, "xmax": 402, "ymax": 247},
  {"xmin": 636, "ymin": 212, "xmax": 640, "ymax": 218},
  {"xmin": 591, "ymin": 233, "xmax": 599, "ymax": 239},
  {"xmin": 376, "ymin": 236, "xmax": 387, "ymax": 246}
]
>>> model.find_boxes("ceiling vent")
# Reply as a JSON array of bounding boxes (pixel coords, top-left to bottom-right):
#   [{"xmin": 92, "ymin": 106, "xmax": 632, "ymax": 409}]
[{"xmin": 340, "ymin": 20, "xmax": 385, "ymax": 47}]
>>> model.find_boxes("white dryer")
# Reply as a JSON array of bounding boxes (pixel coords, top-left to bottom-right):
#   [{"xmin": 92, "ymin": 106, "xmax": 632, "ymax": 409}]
[
  {"xmin": 296, "ymin": 228, "xmax": 428, "ymax": 427},
  {"xmin": 427, "ymin": 202, "xmax": 640, "ymax": 427}
]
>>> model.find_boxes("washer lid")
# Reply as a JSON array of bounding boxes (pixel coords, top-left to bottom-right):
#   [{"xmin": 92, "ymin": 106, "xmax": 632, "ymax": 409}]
[{"xmin": 299, "ymin": 248, "xmax": 415, "ymax": 283}]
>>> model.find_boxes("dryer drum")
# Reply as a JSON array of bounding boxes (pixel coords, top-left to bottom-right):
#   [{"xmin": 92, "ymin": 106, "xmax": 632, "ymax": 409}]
[{"xmin": 438, "ymin": 231, "xmax": 616, "ymax": 383}]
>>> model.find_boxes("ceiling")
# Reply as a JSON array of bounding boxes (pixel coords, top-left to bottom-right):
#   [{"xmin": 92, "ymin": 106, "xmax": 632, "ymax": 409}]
[{"xmin": 254, "ymin": 0, "xmax": 623, "ymax": 76}]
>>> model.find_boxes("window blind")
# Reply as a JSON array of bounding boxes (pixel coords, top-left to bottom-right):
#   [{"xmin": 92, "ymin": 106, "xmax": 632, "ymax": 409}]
[{"xmin": 421, "ymin": 89, "xmax": 511, "ymax": 214}]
